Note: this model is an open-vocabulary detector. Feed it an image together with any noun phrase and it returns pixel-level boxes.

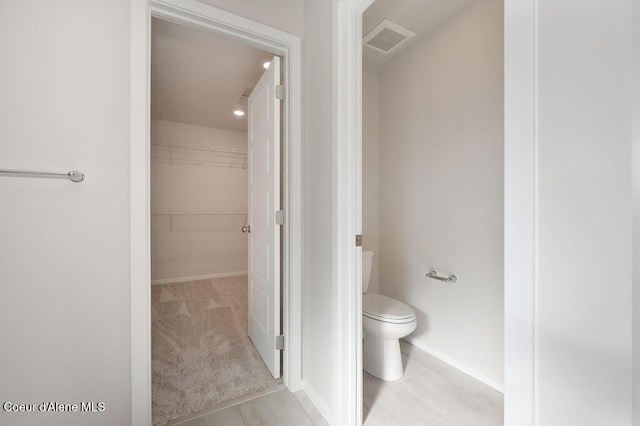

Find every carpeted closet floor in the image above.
[151,275,282,426]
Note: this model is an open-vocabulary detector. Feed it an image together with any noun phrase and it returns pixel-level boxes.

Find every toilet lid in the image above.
[363,293,416,323]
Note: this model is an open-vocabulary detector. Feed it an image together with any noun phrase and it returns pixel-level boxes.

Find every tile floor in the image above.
[364,340,504,425]
[176,339,503,426]
[176,388,328,426]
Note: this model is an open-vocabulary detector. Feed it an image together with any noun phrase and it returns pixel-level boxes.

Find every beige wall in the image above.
[375,0,504,384]
[301,0,335,416]
[150,120,248,282]
[0,1,132,425]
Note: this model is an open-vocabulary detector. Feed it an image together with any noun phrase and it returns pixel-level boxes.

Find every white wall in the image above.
[195,0,303,36]
[534,0,633,424]
[375,0,504,385]
[150,120,248,282]
[301,0,335,417]
[0,1,131,425]
[362,62,380,294]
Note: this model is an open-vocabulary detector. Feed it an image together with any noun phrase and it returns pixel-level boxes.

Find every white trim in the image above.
[634,0,640,420]
[151,271,248,285]
[130,0,151,424]
[131,1,303,424]
[403,337,505,394]
[353,3,367,425]
[302,380,332,425]
[334,1,377,425]
[336,0,538,424]
[333,1,361,425]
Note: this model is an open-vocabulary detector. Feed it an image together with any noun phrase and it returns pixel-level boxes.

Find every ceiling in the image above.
[151,18,272,132]
[363,0,474,65]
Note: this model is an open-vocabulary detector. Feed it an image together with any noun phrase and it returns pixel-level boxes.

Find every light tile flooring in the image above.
[176,388,328,426]
[364,340,503,425]
[177,339,503,426]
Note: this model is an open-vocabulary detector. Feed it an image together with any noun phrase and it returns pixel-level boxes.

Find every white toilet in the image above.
[362,251,417,381]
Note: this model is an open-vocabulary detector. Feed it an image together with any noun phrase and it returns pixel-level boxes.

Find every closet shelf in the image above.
[151,143,248,169]
[151,212,247,216]
[151,213,247,233]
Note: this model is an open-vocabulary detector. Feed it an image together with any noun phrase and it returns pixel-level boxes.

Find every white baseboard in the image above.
[301,380,332,424]
[403,337,504,393]
[151,271,247,285]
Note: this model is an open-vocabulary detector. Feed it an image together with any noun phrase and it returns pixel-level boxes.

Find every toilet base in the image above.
[363,336,403,381]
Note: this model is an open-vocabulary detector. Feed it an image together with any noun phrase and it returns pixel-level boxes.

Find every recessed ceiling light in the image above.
[262,60,271,70]
[233,88,252,117]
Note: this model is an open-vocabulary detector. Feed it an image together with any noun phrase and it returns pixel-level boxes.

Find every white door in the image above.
[247,56,281,378]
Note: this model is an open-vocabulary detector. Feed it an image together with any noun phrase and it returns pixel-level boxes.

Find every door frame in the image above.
[334,0,536,424]
[130,1,303,424]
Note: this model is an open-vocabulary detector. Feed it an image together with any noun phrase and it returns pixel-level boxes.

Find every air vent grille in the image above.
[364,19,416,55]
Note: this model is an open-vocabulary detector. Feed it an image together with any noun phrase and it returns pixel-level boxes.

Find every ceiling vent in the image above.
[363,19,416,54]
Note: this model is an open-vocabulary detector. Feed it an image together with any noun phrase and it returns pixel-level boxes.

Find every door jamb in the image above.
[130,1,303,424]
[334,0,537,424]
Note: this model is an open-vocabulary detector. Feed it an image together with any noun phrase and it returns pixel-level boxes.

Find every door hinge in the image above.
[275,210,285,225]
[275,335,285,351]
[275,85,285,100]
[355,234,362,247]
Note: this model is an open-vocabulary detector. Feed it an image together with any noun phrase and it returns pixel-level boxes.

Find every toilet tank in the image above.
[362,251,374,293]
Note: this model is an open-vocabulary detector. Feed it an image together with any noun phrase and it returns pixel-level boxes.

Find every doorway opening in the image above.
[131,2,303,424]
[149,17,284,425]
[358,0,504,424]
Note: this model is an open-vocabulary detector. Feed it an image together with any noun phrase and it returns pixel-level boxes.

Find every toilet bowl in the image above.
[362,251,417,381]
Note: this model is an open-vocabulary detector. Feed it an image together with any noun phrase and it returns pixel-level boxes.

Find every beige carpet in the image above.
[151,275,282,426]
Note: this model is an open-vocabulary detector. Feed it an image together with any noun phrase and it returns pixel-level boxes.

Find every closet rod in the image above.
[0,169,85,183]
[152,143,247,155]
[151,213,246,217]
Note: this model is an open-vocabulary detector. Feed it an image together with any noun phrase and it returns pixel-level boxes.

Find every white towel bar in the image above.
[0,169,85,183]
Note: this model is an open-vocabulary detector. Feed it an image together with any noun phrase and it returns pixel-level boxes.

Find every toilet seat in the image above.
[363,293,416,324]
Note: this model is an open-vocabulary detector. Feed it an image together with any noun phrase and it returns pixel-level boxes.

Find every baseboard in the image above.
[403,337,504,393]
[151,271,248,285]
[301,380,332,424]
